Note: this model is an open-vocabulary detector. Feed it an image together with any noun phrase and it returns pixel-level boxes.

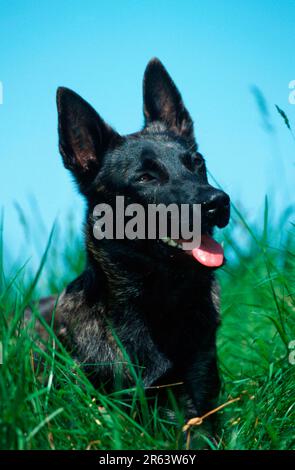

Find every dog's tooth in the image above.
[161,237,181,249]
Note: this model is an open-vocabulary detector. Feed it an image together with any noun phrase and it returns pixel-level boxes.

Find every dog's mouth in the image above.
[160,234,224,267]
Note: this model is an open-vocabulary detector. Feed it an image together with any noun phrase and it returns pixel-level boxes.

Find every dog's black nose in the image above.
[202,190,230,228]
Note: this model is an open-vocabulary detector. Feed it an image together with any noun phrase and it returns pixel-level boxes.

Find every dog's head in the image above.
[57,58,230,269]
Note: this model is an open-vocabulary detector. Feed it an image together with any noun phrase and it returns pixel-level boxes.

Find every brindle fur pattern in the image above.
[53,58,230,419]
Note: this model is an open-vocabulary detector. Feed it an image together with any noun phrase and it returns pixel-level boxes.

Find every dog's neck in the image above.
[85,241,215,314]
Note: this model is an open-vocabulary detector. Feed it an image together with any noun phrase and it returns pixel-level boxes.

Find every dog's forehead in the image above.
[122,137,186,159]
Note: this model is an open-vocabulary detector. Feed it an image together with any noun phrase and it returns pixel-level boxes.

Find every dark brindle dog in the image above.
[47,58,230,420]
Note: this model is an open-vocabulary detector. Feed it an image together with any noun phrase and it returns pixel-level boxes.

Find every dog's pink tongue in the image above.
[192,234,224,267]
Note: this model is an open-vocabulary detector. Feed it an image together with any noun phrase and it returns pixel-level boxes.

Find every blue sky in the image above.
[0,0,294,264]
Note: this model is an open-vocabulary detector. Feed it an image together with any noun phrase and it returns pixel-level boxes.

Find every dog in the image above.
[49,58,230,421]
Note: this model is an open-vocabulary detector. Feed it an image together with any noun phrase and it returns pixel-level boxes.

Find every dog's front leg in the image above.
[184,344,220,419]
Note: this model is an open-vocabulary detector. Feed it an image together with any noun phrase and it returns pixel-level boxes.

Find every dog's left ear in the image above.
[143,58,195,143]
[57,87,122,190]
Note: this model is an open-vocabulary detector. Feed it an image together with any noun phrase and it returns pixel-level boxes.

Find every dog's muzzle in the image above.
[201,188,230,229]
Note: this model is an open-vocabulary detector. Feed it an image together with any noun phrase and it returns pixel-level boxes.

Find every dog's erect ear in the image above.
[57,87,121,187]
[143,58,195,142]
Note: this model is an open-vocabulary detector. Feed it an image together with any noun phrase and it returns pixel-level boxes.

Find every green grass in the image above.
[1,103,295,450]
[0,196,294,451]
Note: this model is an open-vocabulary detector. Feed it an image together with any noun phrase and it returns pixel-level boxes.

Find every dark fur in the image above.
[54,58,230,419]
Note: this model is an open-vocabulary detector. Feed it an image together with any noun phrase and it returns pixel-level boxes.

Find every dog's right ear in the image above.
[143,58,195,144]
[57,87,121,189]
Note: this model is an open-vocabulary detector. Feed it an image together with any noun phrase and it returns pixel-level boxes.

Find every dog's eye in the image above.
[137,173,157,183]
[195,159,204,168]
[181,152,205,172]
[194,154,205,170]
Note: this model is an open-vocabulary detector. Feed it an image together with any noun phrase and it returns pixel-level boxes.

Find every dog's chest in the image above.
[59,269,219,388]
[111,271,217,368]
